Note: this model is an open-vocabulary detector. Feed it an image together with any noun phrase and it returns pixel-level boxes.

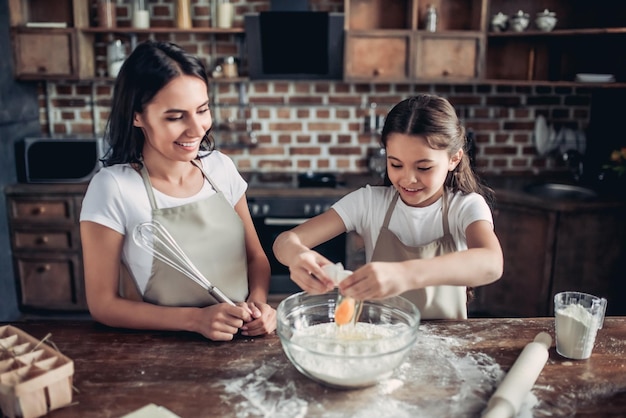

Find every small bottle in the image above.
[97,0,116,28]
[176,0,192,29]
[425,5,437,32]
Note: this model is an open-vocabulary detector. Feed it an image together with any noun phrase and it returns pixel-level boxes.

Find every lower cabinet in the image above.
[473,200,626,317]
[6,184,88,312]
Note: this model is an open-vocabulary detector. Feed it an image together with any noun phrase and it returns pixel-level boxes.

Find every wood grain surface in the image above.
[2,318,625,417]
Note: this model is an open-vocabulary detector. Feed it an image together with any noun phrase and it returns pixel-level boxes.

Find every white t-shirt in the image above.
[332,185,494,262]
[79,151,247,294]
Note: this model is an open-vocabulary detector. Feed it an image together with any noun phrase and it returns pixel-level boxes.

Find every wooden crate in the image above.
[0,326,74,418]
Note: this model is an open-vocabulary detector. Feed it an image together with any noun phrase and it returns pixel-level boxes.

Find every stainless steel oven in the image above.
[248,196,347,294]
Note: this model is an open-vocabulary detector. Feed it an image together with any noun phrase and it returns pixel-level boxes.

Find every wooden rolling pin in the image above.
[482,332,552,418]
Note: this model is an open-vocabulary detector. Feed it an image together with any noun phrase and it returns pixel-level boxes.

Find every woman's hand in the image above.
[241,301,277,336]
[195,303,253,341]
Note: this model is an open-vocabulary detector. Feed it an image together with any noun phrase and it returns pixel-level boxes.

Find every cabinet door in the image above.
[415,35,481,79]
[344,33,411,82]
[551,208,626,316]
[14,253,86,311]
[12,31,74,77]
[473,204,556,317]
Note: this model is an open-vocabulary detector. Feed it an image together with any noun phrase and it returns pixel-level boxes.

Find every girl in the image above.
[80,40,276,340]
[273,94,503,319]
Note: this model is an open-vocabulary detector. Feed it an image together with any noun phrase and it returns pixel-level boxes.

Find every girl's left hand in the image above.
[240,301,277,336]
[338,262,411,300]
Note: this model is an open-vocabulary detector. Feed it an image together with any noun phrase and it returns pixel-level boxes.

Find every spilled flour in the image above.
[215,325,541,418]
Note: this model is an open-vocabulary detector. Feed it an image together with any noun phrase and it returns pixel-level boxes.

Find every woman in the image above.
[80,40,275,340]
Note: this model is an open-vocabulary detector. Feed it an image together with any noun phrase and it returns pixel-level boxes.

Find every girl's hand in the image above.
[241,301,277,336]
[338,262,412,300]
[196,303,252,341]
[287,250,335,294]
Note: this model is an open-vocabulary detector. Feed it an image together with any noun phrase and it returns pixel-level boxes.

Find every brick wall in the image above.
[35,0,593,176]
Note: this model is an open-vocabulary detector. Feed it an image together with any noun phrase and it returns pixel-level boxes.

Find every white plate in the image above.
[575,73,615,83]
[534,115,550,156]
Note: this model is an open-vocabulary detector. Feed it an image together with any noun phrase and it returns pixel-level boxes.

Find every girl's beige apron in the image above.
[120,160,248,307]
[371,190,467,319]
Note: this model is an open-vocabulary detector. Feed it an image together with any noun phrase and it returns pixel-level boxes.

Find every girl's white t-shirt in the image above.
[332,185,494,262]
[79,151,247,294]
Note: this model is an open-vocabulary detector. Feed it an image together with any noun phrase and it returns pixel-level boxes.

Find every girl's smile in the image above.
[386,133,461,208]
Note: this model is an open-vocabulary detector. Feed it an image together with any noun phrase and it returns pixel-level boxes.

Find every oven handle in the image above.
[264,218,310,226]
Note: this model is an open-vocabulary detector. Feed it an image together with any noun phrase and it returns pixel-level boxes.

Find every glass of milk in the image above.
[554,291,607,360]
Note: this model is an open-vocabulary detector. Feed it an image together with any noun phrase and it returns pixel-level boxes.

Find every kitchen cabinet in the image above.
[486,1,626,85]
[5,184,87,311]
[343,0,486,83]
[473,196,626,318]
[9,0,94,80]
[343,0,626,86]
[8,0,244,81]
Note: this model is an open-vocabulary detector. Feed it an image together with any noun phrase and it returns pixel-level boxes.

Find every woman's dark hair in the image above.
[102,40,214,167]
[380,94,494,207]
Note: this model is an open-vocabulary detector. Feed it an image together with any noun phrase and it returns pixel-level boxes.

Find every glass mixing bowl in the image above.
[276,291,420,389]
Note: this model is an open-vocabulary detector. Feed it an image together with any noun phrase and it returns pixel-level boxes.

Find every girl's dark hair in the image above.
[102,40,214,167]
[380,94,494,207]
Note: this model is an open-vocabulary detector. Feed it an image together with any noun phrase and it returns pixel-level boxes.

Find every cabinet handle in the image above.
[37,264,51,273]
[37,66,47,73]
[373,68,384,77]
[442,69,450,77]
[36,236,49,245]
[32,206,46,215]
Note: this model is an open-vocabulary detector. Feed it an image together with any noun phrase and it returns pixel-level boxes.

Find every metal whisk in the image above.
[132,220,235,306]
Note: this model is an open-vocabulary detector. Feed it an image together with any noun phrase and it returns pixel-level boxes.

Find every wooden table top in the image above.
[2,317,625,418]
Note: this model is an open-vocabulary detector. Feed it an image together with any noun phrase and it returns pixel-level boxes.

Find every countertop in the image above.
[5,172,625,210]
[2,318,625,417]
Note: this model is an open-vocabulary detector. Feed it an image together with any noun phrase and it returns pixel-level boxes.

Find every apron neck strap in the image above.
[139,159,222,210]
[382,188,452,234]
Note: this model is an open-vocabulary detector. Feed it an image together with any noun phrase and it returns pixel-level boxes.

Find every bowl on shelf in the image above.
[490,12,508,32]
[276,291,420,389]
[535,9,557,32]
[510,10,530,32]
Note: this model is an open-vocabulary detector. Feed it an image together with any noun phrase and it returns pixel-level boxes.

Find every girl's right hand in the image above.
[287,250,335,294]
[195,303,252,341]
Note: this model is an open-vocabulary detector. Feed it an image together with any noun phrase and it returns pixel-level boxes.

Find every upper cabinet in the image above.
[9,0,94,80]
[344,0,487,83]
[344,0,626,86]
[486,0,626,86]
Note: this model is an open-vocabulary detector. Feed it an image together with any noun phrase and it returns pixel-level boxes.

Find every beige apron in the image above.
[371,190,467,319]
[121,160,249,307]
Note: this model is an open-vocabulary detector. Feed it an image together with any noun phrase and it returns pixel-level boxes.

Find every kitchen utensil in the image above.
[490,12,508,32]
[132,220,235,306]
[510,10,529,32]
[554,291,606,360]
[535,9,557,32]
[276,291,420,389]
[482,332,552,418]
[575,73,615,83]
[534,115,550,156]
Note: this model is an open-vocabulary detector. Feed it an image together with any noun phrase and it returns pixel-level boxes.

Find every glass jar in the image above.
[222,56,238,78]
[132,0,150,29]
[217,0,234,29]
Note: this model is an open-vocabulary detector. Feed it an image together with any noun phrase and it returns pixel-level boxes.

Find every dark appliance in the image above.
[244,11,344,80]
[15,137,106,183]
[248,195,346,294]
